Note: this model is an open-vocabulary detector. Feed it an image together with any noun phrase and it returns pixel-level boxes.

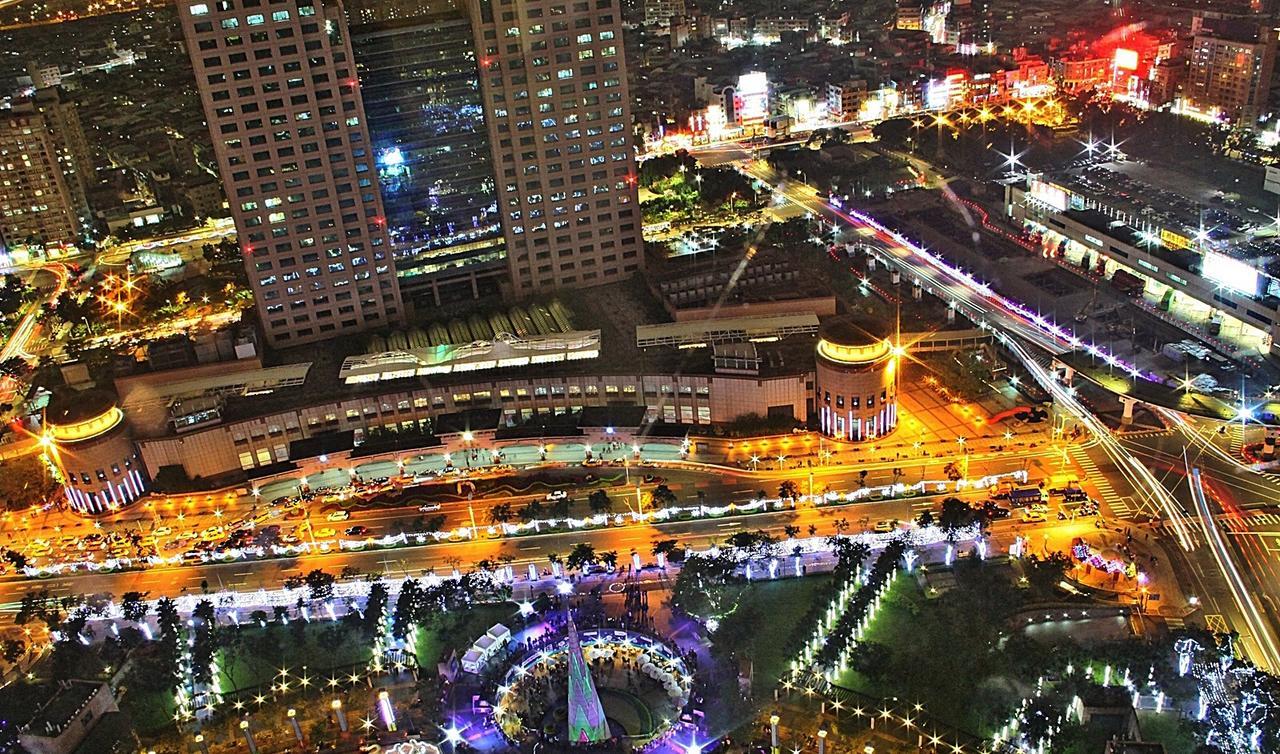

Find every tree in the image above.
[121,592,148,623]
[778,480,800,502]
[1023,551,1072,597]
[938,497,974,542]
[488,502,513,525]
[566,543,597,572]
[916,509,936,528]
[392,579,424,638]
[670,550,742,619]
[587,489,612,514]
[364,580,389,639]
[1,548,28,571]
[517,500,544,522]
[0,455,61,511]
[599,550,618,571]
[651,484,677,508]
[783,525,800,539]
[303,569,336,602]
[847,640,892,684]
[651,539,685,562]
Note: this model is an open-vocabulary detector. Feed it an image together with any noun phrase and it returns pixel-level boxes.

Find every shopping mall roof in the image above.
[337,331,602,385]
[634,313,820,347]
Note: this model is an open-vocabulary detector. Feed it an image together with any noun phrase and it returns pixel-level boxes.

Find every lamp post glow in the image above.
[770,713,780,751]
[194,733,209,754]
[378,689,397,731]
[287,708,303,744]
[817,728,828,754]
[332,699,348,732]
[240,719,258,754]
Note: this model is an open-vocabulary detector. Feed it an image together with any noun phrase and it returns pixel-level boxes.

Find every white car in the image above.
[545,490,568,502]
[326,510,351,522]
[418,504,441,513]
[153,526,173,536]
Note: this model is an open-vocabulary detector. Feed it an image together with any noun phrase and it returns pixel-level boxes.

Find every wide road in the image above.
[0,484,1097,608]
[0,448,1078,603]
[1123,418,1280,669]
[713,150,1280,669]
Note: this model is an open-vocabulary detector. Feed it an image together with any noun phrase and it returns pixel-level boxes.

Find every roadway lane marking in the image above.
[518,545,542,551]
[1068,446,1128,516]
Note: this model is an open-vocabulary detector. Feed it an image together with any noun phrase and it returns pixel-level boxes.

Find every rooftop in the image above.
[45,388,117,426]
[22,681,104,737]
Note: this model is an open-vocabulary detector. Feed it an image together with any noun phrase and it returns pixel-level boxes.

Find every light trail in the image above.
[1187,461,1280,671]
[736,162,1195,549]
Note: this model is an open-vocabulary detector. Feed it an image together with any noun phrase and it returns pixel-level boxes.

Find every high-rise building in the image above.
[0,89,92,254]
[1185,16,1277,123]
[465,0,643,295]
[177,0,404,348]
[29,89,93,229]
[346,0,507,311]
[642,0,684,28]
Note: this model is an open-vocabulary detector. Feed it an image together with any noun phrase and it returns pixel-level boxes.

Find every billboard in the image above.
[1028,179,1069,212]
[737,71,769,120]
[1160,228,1191,251]
[1114,48,1139,71]
[1203,252,1260,296]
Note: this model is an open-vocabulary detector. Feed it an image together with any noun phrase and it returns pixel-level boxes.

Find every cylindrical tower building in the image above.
[814,317,899,441]
[42,387,146,513]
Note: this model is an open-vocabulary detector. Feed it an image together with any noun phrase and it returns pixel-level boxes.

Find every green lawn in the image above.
[712,575,833,688]
[1135,711,1200,754]
[834,564,1037,735]
[414,601,521,671]
[216,621,373,692]
[119,688,176,734]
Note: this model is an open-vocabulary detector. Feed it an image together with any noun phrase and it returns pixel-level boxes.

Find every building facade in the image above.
[177,0,405,347]
[0,92,90,253]
[814,318,899,441]
[132,368,810,479]
[465,0,644,294]
[348,0,509,312]
[1185,17,1276,123]
[642,0,684,28]
[43,388,147,514]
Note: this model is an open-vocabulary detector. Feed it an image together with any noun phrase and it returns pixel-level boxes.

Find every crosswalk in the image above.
[1067,446,1132,517]
[1224,512,1280,530]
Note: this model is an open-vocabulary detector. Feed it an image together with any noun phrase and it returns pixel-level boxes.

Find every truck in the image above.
[1110,268,1145,297]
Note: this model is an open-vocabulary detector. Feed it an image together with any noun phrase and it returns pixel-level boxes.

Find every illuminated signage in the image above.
[1114,48,1139,71]
[1028,179,1069,212]
[737,71,769,120]
[1203,252,1260,296]
[1160,229,1191,251]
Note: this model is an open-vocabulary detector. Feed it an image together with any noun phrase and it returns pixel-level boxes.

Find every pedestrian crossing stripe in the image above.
[1166,616,1184,629]
[1067,446,1129,516]
[1241,512,1280,527]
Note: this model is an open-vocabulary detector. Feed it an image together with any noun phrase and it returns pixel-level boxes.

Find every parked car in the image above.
[326,510,351,522]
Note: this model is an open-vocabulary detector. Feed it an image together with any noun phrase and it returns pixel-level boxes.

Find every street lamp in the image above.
[331,699,348,732]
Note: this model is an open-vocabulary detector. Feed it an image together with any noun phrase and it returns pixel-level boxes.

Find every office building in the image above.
[347,0,507,311]
[1184,16,1277,123]
[642,0,684,28]
[465,0,643,294]
[0,90,91,254]
[176,0,404,348]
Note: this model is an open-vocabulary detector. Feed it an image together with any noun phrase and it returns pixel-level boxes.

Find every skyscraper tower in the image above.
[565,611,610,743]
[345,0,508,312]
[464,0,644,294]
[177,0,405,348]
